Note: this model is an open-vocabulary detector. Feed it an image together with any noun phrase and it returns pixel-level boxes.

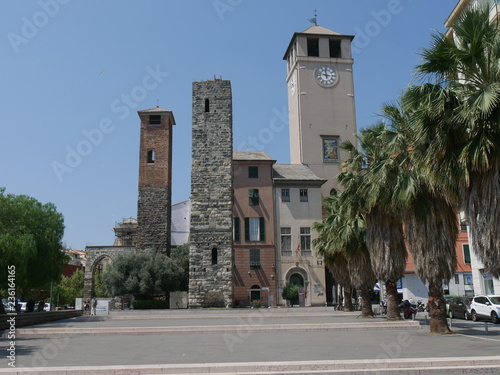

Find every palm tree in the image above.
[313,194,375,317]
[340,128,408,320]
[379,102,459,334]
[314,222,354,312]
[408,3,500,277]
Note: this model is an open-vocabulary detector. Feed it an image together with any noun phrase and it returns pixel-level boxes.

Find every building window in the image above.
[249,189,259,206]
[233,217,240,242]
[463,244,471,264]
[322,136,339,162]
[464,274,473,286]
[250,249,261,269]
[248,166,259,178]
[307,37,319,57]
[281,227,292,256]
[300,189,308,202]
[211,247,218,265]
[281,188,290,202]
[250,284,261,300]
[330,188,338,196]
[329,39,341,58]
[245,217,265,242]
[204,98,210,113]
[300,227,311,256]
[149,114,161,125]
[454,274,460,284]
[147,150,155,163]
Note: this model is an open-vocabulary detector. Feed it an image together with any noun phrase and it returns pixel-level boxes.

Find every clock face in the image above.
[315,66,337,87]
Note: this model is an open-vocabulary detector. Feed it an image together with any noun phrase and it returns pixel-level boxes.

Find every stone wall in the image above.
[189,80,234,308]
[137,186,170,252]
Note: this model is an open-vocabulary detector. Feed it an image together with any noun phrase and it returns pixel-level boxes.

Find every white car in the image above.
[470,295,500,323]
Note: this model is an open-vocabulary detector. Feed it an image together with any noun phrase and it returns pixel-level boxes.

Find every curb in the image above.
[13,321,421,338]
[2,356,500,374]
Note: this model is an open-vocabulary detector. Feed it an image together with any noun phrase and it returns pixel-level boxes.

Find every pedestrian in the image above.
[38,298,45,312]
[91,297,97,316]
[27,299,35,313]
[84,298,90,314]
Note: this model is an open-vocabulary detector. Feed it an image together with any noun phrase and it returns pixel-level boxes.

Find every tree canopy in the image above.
[0,188,67,293]
[102,244,189,299]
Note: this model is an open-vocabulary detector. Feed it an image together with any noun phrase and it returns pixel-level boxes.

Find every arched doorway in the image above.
[84,246,135,300]
[250,285,261,302]
[290,273,305,287]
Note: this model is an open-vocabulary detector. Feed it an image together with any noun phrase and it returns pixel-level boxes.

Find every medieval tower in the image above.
[188,80,234,308]
[136,107,176,253]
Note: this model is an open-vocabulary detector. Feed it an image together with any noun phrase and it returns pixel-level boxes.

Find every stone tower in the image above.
[136,107,176,253]
[283,25,357,198]
[189,80,234,308]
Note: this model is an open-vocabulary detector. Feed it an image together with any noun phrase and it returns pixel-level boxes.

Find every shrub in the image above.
[282,283,301,302]
[202,291,225,308]
[250,300,263,308]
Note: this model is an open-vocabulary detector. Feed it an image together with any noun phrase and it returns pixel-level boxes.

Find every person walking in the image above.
[91,297,97,316]
[38,298,45,312]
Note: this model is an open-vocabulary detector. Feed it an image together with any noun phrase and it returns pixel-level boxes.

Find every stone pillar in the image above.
[189,80,234,308]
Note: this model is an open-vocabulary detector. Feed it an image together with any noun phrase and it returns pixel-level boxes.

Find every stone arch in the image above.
[284,266,311,306]
[84,246,136,299]
[284,266,309,287]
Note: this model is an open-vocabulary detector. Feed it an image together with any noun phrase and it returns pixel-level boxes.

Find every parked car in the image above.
[448,297,471,320]
[470,295,500,323]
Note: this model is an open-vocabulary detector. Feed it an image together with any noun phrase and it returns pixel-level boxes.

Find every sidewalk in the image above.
[1,308,499,374]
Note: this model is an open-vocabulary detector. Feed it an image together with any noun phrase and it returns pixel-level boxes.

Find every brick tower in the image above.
[189,80,234,308]
[136,107,175,253]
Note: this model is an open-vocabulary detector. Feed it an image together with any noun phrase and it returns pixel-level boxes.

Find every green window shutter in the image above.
[244,218,250,242]
[463,244,471,264]
[259,217,265,242]
[234,217,240,242]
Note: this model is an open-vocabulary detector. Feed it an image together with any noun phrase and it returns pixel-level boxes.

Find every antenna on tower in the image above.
[308,10,318,26]
[156,99,159,108]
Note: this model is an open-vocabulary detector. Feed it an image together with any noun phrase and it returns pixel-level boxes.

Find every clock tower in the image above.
[284,25,357,198]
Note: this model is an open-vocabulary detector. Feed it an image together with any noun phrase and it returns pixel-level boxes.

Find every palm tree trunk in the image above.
[344,288,354,312]
[464,169,500,277]
[360,286,374,318]
[386,280,402,320]
[428,280,453,334]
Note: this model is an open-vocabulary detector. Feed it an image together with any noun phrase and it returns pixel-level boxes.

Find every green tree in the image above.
[56,269,84,307]
[314,222,354,312]
[408,3,500,277]
[377,102,459,333]
[339,129,408,320]
[0,188,67,313]
[102,246,188,300]
[93,270,110,298]
[313,194,375,318]
[281,283,301,304]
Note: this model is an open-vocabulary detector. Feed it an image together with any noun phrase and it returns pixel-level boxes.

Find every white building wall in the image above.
[470,244,500,295]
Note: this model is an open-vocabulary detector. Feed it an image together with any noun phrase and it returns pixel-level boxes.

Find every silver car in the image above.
[470,295,500,323]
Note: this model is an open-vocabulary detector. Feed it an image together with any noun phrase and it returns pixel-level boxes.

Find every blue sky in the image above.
[0,0,457,250]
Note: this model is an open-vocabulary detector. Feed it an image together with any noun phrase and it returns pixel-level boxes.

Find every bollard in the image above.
[485,322,489,334]
[424,314,428,325]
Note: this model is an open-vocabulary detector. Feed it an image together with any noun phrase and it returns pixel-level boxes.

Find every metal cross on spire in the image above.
[308,10,318,26]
